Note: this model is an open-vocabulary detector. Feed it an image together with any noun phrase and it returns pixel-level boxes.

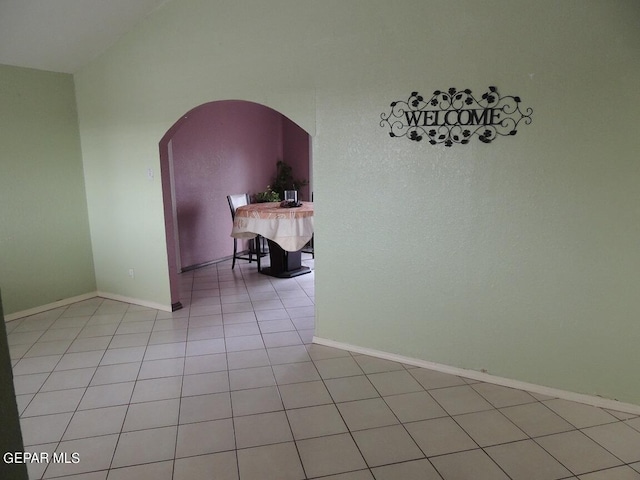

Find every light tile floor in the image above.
[7,255,640,479]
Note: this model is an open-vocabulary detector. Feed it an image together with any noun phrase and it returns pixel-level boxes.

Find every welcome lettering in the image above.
[381,87,532,146]
[404,108,500,127]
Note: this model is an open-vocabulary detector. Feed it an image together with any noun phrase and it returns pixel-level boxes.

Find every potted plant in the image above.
[253,185,280,203]
[271,160,308,200]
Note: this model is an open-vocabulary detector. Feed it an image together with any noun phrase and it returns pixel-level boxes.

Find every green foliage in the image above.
[253,185,280,203]
[254,160,308,203]
[271,160,308,200]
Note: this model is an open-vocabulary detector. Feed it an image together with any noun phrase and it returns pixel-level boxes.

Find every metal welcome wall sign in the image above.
[380,87,533,146]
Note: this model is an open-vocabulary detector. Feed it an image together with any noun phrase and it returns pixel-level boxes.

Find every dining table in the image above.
[230,201,314,278]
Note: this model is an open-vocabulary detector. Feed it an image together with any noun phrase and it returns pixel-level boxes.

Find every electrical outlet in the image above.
[128,269,135,278]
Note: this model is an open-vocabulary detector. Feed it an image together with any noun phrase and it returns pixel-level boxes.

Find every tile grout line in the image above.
[12,258,640,479]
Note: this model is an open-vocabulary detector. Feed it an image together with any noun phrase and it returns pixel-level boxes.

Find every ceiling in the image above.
[0,0,169,74]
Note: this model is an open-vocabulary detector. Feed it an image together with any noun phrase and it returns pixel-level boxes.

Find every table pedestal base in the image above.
[260,239,311,278]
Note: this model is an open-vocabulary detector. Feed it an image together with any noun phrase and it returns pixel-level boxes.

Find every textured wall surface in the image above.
[73,0,640,404]
[0,65,95,315]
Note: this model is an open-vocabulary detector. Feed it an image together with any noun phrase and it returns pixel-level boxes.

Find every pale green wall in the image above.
[74,0,640,404]
[0,65,95,315]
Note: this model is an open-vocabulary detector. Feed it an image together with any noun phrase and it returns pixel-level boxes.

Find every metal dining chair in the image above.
[301,192,314,258]
[301,233,314,258]
[227,193,257,269]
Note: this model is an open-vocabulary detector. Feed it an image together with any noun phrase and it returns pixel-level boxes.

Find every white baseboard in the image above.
[312,336,640,415]
[3,292,99,322]
[96,292,172,313]
[4,291,172,322]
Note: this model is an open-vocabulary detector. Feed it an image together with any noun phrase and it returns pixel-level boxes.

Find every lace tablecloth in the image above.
[231,202,314,252]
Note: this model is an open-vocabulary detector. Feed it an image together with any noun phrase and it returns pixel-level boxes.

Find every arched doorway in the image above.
[159,100,312,309]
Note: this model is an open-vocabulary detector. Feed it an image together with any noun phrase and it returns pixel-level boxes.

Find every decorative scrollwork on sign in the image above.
[380,87,533,146]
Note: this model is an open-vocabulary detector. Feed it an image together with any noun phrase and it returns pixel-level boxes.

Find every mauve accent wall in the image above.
[283,118,311,202]
[169,100,310,270]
